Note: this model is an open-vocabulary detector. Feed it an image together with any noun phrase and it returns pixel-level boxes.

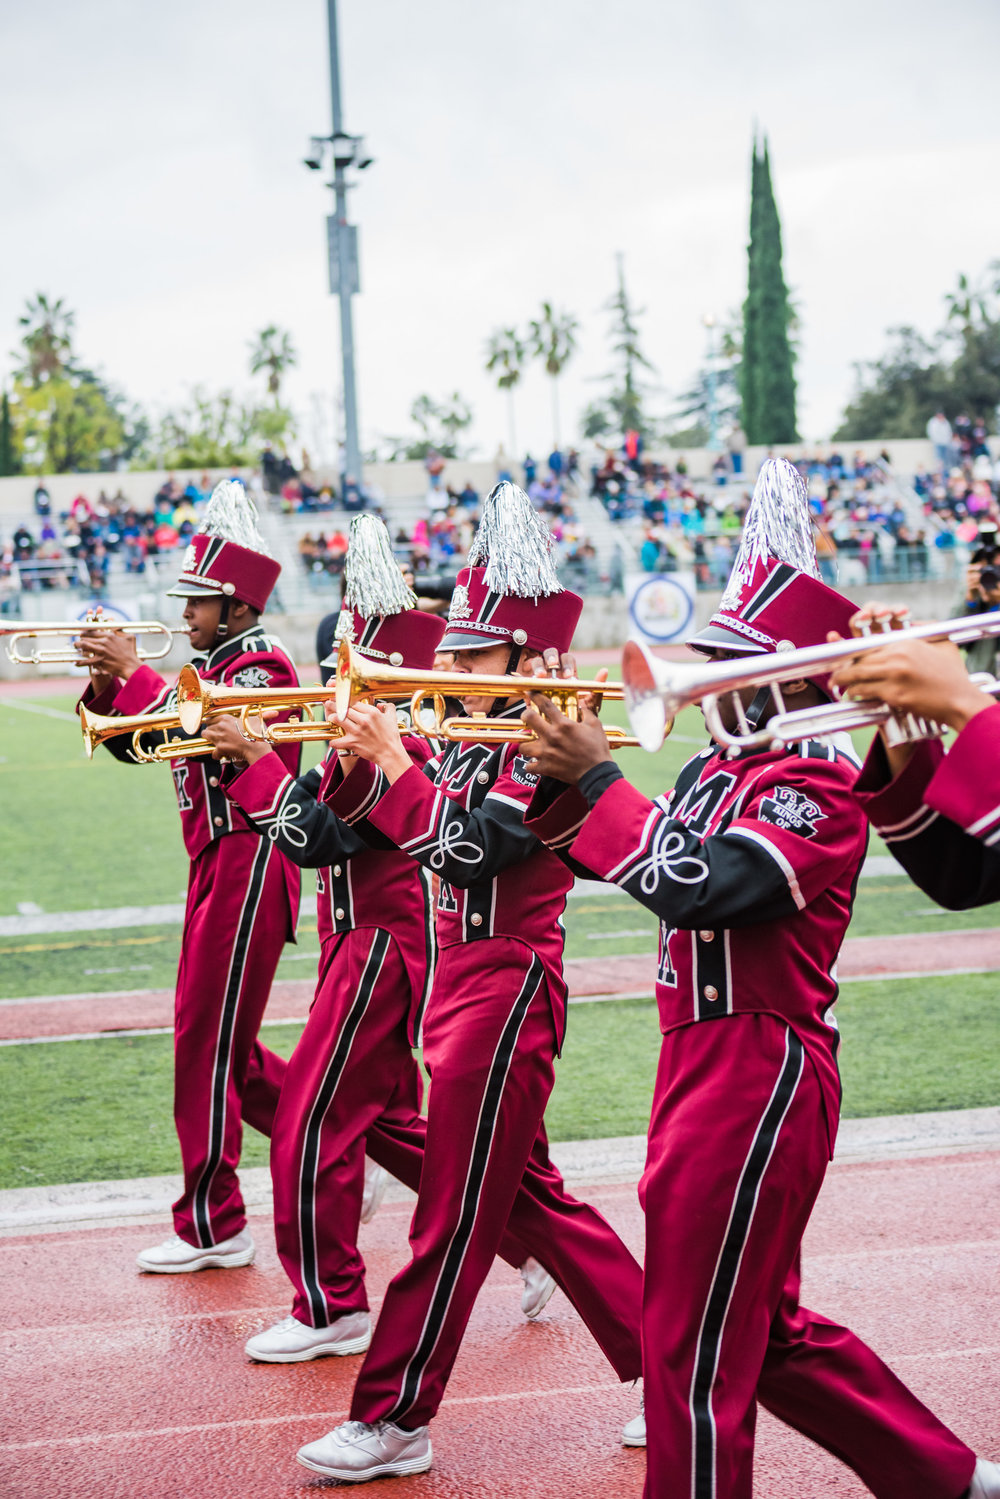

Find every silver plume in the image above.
[197,480,273,557]
[720,458,819,610]
[467,482,563,598]
[342,513,416,618]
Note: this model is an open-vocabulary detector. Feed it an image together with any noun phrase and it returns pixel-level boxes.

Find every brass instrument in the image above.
[622,610,1000,753]
[175,664,339,740]
[3,613,187,665]
[334,639,646,747]
[79,703,222,763]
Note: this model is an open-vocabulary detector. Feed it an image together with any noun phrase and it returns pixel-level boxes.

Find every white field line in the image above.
[0,858,907,938]
[0,699,79,723]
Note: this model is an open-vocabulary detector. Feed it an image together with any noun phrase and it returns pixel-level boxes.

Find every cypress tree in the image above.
[0,389,18,476]
[740,136,798,444]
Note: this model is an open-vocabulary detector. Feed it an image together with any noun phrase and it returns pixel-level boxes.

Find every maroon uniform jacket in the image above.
[853,701,1000,909]
[220,738,437,1042]
[327,705,575,1043]
[80,627,302,922]
[526,737,869,1153]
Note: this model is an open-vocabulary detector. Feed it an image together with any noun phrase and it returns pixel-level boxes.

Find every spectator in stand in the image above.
[624,428,642,467]
[457,481,478,510]
[548,447,563,479]
[523,453,537,487]
[926,410,953,473]
[565,448,580,489]
[727,425,746,475]
[33,482,51,518]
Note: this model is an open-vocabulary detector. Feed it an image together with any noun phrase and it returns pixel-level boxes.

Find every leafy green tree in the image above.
[528,302,578,448]
[405,392,473,460]
[485,325,526,457]
[12,375,127,474]
[150,388,265,469]
[0,388,19,476]
[585,255,655,442]
[740,137,798,444]
[13,294,75,386]
[249,326,298,406]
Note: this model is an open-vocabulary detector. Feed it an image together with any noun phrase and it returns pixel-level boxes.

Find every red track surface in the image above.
[1,1153,998,1498]
[4,928,998,1042]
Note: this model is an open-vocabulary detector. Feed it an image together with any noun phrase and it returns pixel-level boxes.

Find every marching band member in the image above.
[830,609,1000,907]
[201,515,446,1360]
[519,461,994,1499]
[76,481,301,1273]
[294,484,643,1483]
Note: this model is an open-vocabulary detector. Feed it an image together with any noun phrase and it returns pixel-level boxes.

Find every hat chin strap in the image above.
[743,684,774,734]
[213,596,231,646]
[487,640,527,718]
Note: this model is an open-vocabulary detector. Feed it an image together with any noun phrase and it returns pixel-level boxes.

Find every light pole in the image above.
[304,0,372,491]
[702,313,721,452]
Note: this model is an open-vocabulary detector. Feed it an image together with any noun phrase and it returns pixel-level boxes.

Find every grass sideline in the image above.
[3,973,998,1191]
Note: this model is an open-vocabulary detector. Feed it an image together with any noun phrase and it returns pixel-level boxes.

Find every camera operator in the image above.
[958,530,1000,676]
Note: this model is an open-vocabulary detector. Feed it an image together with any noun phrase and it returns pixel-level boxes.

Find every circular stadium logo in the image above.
[628,574,695,643]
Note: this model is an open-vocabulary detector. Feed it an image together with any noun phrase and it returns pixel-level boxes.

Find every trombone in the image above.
[621,610,1000,753]
[3,613,187,666]
[334,639,645,746]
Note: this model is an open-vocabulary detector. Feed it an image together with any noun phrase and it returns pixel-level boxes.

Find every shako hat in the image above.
[167,480,280,612]
[438,482,582,656]
[687,458,856,695]
[321,513,445,671]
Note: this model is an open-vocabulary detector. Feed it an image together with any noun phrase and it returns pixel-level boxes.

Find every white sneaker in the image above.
[245,1311,371,1363]
[136,1228,255,1274]
[519,1256,556,1319]
[622,1388,645,1447]
[361,1159,388,1225]
[970,1458,1000,1499]
[297,1419,432,1482]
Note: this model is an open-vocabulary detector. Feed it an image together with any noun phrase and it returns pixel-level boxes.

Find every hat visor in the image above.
[436,628,510,653]
[166,580,223,599]
[686,623,771,656]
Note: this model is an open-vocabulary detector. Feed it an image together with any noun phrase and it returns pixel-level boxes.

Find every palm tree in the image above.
[484,325,526,458]
[249,326,298,405]
[15,294,75,385]
[528,302,579,451]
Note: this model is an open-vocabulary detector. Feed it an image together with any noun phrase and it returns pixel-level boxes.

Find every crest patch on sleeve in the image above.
[758,785,825,839]
[510,755,539,788]
[232,665,272,689]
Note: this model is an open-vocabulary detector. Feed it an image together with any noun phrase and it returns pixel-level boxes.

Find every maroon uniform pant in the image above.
[173,832,292,1247]
[641,1013,975,1499]
[349,937,643,1430]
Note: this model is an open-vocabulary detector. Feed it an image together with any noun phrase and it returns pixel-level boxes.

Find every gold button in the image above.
[699,929,714,942]
[703,985,719,1002]
[470,912,483,926]
[213,816,224,827]
[208,776,219,788]
[333,864,342,878]
[335,907,345,920]
[477,770,489,784]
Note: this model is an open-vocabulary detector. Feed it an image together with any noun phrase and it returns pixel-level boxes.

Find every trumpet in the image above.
[79,703,222,762]
[334,639,646,746]
[175,665,339,740]
[622,610,1000,753]
[3,614,187,666]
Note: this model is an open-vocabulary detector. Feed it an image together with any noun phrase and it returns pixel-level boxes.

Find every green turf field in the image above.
[3,973,997,1190]
[1,686,997,1192]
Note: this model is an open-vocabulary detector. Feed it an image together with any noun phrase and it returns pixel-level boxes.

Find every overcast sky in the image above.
[4,0,1000,466]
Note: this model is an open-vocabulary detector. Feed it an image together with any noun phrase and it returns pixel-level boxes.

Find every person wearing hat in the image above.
[293,484,643,1483]
[830,602,1000,914]
[517,460,993,1499]
[77,481,302,1273]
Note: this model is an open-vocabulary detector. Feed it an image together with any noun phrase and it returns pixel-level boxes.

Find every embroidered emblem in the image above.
[449,583,472,620]
[232,665,272,689]
[758,785,826,839]
[509,755,539,788]
[334,608,356,642]
[181,542,198,573]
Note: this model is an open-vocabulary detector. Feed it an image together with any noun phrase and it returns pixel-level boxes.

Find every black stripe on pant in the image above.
[691,1027,805,1499]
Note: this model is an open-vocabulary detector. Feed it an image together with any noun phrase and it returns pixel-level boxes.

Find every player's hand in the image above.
[328,701,411,783]
[526,647,607,713]
[201,712,271,766]
[75,627,142,691]
[829,637,990,732]
[519,694,613,784]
